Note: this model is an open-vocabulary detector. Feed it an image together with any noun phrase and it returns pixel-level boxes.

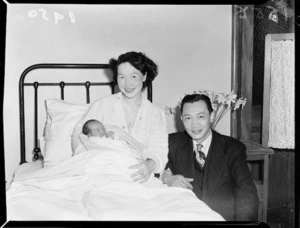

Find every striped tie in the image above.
[195,144,206,169]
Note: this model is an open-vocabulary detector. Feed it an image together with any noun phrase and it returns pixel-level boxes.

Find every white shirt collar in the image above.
[193,129,212,157]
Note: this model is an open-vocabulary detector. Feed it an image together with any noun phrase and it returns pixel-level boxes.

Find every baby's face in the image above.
[88,121,107,137]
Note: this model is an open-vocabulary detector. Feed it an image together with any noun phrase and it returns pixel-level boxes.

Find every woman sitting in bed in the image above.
[72,51,168,183]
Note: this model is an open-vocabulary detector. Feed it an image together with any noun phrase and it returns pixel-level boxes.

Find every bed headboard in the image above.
[19,63,153,165]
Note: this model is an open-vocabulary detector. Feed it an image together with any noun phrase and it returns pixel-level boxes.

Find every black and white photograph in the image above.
[0,1,296,227]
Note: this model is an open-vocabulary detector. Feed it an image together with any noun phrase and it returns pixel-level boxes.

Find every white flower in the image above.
[226,92,237,105]
[216,93,227,104]
[234,97,247,110]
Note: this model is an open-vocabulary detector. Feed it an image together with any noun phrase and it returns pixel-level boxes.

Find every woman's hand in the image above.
[129,158,156,183]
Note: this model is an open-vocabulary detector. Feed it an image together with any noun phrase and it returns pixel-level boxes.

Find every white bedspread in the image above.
[7,148,224,221]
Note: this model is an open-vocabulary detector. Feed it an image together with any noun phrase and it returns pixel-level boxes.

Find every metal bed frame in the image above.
[19,63,153,165]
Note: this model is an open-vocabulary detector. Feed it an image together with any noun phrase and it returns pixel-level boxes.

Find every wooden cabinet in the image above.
[242,140,274,223]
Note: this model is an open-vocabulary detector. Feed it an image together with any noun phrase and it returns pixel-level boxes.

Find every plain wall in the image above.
[4,4,232,185]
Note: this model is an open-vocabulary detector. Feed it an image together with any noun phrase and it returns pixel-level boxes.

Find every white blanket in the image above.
[7,148,224,221]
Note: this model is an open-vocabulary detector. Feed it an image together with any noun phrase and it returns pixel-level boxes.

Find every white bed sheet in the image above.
[13,160,44,181]
[6,148,225,221]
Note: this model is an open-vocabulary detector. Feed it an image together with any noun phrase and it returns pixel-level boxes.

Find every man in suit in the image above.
[162,93,258,221]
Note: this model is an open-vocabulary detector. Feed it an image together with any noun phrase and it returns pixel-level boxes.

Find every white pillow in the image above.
[43,99,89,167]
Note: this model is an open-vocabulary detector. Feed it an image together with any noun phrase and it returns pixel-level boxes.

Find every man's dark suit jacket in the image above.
[166,130,259,221]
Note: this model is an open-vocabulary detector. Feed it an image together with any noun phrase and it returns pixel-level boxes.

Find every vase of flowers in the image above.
[165,89,247,129]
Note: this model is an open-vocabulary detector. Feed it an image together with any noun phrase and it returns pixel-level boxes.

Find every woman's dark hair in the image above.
[180,94,213,114]
[109,51,158,88]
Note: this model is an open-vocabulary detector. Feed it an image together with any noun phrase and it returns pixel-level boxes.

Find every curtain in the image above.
[268,39,294,149]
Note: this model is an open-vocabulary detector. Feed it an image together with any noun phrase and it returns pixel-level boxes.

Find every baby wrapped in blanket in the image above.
[80,119,142,159]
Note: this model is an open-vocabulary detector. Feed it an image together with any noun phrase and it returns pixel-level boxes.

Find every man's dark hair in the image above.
[180,94,213,114]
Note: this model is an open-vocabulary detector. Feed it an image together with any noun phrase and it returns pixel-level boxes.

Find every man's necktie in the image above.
[195,144,206,169]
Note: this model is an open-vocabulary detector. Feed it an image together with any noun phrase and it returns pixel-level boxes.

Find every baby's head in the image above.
[82,119,107,137]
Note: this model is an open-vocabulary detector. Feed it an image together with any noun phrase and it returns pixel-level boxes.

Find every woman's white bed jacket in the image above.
[72,92,168,173]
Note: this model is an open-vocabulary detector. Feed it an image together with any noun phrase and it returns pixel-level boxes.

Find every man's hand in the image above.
[162,172,194,190]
